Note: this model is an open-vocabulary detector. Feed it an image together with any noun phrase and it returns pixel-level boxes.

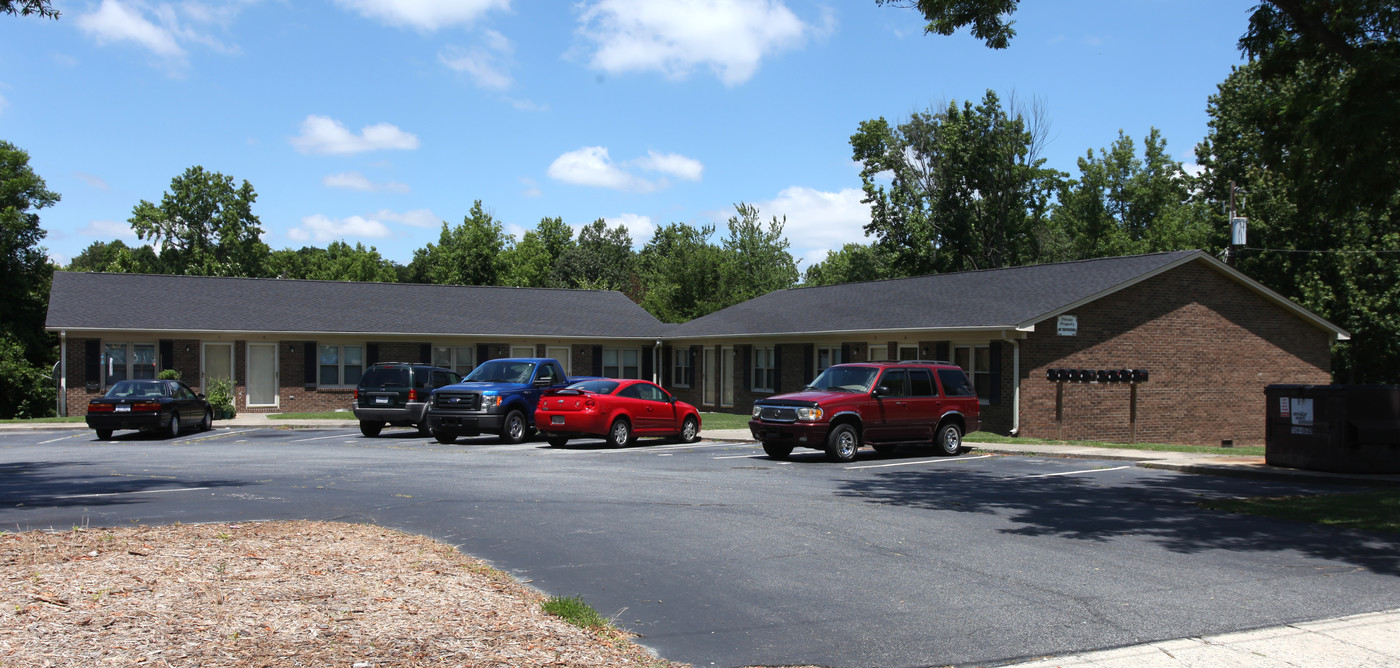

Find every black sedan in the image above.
[85,380,214,440]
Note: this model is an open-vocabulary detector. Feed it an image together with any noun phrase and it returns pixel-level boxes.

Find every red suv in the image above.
[749,361,980,462]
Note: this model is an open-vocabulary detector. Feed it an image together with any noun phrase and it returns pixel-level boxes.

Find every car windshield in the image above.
[106,380,167,398]
[567,379,620,395]
[359,367,409,387]
[805,366,879,393]
[465,360,536,384]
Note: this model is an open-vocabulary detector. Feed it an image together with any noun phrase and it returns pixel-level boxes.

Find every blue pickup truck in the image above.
[425,358,597,444]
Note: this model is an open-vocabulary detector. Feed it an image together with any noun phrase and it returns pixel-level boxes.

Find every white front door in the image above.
[203,343,233,389]
[247,343,278,407]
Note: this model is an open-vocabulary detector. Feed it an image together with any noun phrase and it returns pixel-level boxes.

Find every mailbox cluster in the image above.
[1046,368,1149,383]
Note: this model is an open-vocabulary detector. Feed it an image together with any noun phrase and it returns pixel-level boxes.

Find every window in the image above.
[602,348,640,379]
[432,345,474,376]
[539,361,565,385]
[752,346,776,392]
[318,344,363,386]
[816,346,842,372]
[721,347,735,407]
[878,369,908,397]
[909,368,935,396]
[103,342,156,385]
[898,345,919,361]
[938,368,977,397]
[673,348,692,387]
[954,344,993,400]
[511,346,535,358]
[547,346,571,375]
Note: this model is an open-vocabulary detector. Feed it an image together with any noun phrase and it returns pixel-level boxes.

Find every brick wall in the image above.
[1015,262,1332,446]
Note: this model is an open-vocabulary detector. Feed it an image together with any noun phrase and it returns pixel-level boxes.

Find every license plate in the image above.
[375,396,389,404]
[550,416,564,425]
[115,405,131,412]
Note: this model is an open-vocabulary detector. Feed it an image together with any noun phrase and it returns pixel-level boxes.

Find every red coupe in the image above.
[536,379,701,448]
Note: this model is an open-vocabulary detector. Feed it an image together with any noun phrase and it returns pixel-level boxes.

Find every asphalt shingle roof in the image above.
[46,272,667,339]
[668,250,1207,337]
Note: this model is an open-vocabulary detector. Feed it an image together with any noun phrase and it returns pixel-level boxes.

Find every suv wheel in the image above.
[499,410,527,444]
[936,422,963,456]
[825,423,860,462]
[762,442,792,460]
[360,420,384,437]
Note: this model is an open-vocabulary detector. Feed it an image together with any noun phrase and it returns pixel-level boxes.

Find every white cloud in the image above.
[323,171,410,193]
[371,208,440,227]
[291,115,420,156]
[74,0,249,67]
[546,146,704,192]
[751,186,872,269]
[75,172,111,190]
[288,214,394,242]
[440,29,514,89]
[547,146,653,192]
[605,213,652,247]
[575,0,825,86]
[633,150,703,181]
[334,0,509,31]
[519,177,542,198]
[80,219,139,239]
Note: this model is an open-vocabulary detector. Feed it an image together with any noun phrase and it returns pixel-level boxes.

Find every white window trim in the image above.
[702,347,717,407]
[954,343,993,406]
[318,343,364,388]
[752,345,775,393]
[102,341,157,386]
[673,348,691,388]
[246,342,280,408]
[602,347,642,379]
[432,344,475,377]
[547,346,571,375]
[815,346,843,372]
[720,346,735,408]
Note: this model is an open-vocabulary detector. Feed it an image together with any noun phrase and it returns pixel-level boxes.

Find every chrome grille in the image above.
[758,406,798,422]
[434,392,479,410]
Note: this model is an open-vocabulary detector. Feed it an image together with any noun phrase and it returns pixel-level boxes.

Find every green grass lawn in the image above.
[963,430,1266,456]
[1199,489,1400,534]
[0,416,85,423]
[699,412,750,430]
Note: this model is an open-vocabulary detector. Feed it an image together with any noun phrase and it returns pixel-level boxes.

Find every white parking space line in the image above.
[714,453,766,460]
[845,454,994,470]
[55,487,210,499]
[593,441,751,454]
[185,429,259,442]
[1014,465,1131,479]
[38,434,83,444]
[292,433,359,442]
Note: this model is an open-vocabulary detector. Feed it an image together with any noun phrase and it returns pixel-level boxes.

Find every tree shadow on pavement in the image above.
[0,461,248,510]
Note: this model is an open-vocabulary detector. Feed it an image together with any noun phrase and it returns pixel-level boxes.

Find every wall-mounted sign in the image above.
[1290,398,1314,426]
[1057,315,1078,336]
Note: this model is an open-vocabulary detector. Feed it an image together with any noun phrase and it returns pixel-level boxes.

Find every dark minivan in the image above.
[353,362,461,436]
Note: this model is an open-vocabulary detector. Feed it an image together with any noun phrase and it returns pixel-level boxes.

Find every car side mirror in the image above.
[872,385,888,397]
[197,393,206,400]
[534,376,553,387]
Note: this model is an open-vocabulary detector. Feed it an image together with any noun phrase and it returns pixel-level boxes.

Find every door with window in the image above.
[720,347,735,407]
[702,347,717,407]
[202,343,233,391]
[247,343,278,407]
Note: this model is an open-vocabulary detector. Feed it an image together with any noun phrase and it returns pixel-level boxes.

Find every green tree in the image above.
[636,222,724,322]
[501,216,574,288]
[268,242,399,282]
[1049,128,1212,260]
[0,140,58,417]
[851,90,1059,276]
[129,166,269,277]
[1198,62,1400,383]
[407,201,508,286]
[67,239,160,273]
[802,242,892,286]
[552,219,635,293]
[1,1,58,19]
[874,0,1017,47]
[717,204,799,304]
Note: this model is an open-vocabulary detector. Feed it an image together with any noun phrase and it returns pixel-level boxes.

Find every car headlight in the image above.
[752,405,762,418]
[796,407,823,421]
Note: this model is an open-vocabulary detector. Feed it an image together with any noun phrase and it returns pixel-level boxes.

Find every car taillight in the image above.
[409,389,418,402]
[132,402,161,412]
[538,397,548,411]
[354,389,359,399]
[584,398,596,410]
[88,403,114,413]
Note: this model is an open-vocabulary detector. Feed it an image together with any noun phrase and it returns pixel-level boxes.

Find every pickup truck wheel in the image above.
[432,430,457,444]
[547,435,569,447]
[825,423,860,462]
[936,422,964,456]
[762,442,792,460]
[499,410,527,444]
[678,416,700,443]
[359,420,384,437]
[606,418,633,448]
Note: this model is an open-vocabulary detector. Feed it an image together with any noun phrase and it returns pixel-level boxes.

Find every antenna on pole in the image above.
[1227,180,1247,266]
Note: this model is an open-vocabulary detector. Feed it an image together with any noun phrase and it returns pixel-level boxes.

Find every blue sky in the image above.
[1,0,1253,272]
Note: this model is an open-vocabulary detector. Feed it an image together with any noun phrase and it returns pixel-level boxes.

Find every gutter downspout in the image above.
[59,330,67,417]
[1001,331,1020,436]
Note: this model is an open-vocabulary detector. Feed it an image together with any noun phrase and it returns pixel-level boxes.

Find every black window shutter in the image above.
[661,346,671,385]
[741,345,751,390]
[366,343,379,366]
[84,339,100,384]
[989,342,1002,404]
[840,343,850,364]
[642,347,654,381]
[419,343,431,364]
[304,341,317,385]
[803,343,814,382]
[935,342,950,362]
[688,346,697,386]
[592,345,603,376]
[476,344,490,365]
[773,344,783,394]
[159,340,174,371]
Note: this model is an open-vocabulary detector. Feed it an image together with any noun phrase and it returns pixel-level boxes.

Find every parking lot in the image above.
[3,426,1399,667]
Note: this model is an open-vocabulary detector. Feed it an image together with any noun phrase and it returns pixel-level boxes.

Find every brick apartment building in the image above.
[46,250,1347,446]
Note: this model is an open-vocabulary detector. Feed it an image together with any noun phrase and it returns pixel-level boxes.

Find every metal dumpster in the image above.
[1265,384,1400,473]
